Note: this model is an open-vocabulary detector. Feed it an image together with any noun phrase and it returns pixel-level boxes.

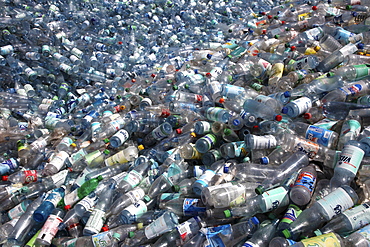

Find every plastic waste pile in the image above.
[2,0,370,246]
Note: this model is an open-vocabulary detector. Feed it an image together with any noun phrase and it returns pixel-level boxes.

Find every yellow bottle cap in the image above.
[138,145,144,151]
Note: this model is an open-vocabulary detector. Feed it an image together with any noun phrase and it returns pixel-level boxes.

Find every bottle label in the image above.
[5,183,23,195]
[85,209,106,235]
[176,220,193,242]
[38,214,63,244]
[92,231,113,247]
[344,203,370,230]
[305,125,334,147]
[196,121,211,134]
[85,150,102,165]
[340,83,364,97]
[8,202,27,220]
[24,170,38,184]
[145,213,173,239]
[201,134,217,150]
[77,194,97,212]
[124,200,148,221]
[206,107,227,122]
[353,64,370,79]
[252,135,277,149]
[4,158,19,170]
[229,191,247,207]
[281,204,302,224]
[31,138,48,150]
[47,191,64,207]
[293,138,320,159]
[123,170,143,188]
[183,198,206,216]
[293,171,316,194]
[113,129,130,144]
[340,119,361,140]
[51,170,68,187]
[300,232,341,247]
[355,224,370,241]
[317,187,355,219]
[335,145,364,175]
[71,149,88,164]
[125,188,144,203]
[262,186,289,212]
[105,150,128,166]
[160,193,181,203]
[63,189,78,207]
[190,145,202,159]
[293,97,312,115]
[110,118,124,131]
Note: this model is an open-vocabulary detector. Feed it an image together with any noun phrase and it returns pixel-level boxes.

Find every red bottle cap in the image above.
[219,98,225,104]
[2,176,8,181]
[275,115,283,121]
[312,6,318,10]
[176,129,182,134]
[303,113,312,119]
[64,205,71,211]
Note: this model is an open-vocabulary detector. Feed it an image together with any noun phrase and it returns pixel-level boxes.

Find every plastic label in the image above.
[92,232,113,247]
[38,214,63,244]
[70,149,88,164]
[152,124,171,140]
[293,138,320,158]
[262,186,289,211]
[23,170,38,184]
[201,134,217,150]
[243,242,258,247]
[145,213,173,239]
[252,135,277,149]
[355,224,370,241]
[177,221,192,241]
[124,200,147,221]
[51,170,68,187]
[126,188,145,203]
[229,191,247,207]
[301,232,341,247]
[183,198,206,216]
[46,191,63,207]
[110,118,124,131]
[292,97,312,116]
[344,203,370,230]
[113,129,130,144]
[8,202,27,220]
[294,171,316,194]
[49,151,69,170]
[335,145,364,175]
[123,170,143,188]
[77,194,97,212]
[281,204,302,225]
[63,190,78,206]
[305,125,334,147]
[206,107,227,122]
[105,150,129,166]
[84,209,106,234]
[340,83,364,96]
[317,187,355,219]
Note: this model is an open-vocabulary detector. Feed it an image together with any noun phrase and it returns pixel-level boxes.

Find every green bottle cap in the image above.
[103,138,110,143]
[113,233,121,241]
[255,185,264,195]
[224,128,232,135]
[129,232,135,238]
[282,229,291,239]
[172,185,180,192]
[224,210,232,218]
[103,149,110,155]
[346,5,353,10]
[314,229,323,236]
[97,175,104,181]
[173,85,178,90]
[274,34,280,39]
[143,195,151,202]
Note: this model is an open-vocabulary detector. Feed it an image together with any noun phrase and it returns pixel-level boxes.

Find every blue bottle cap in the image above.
[260,157,269,164]
[358,43,365,49]
[281,107,288,114]
[251,216,260,225]
[223,165,229,173]
[283,91,291,98]
[206,54,212,60]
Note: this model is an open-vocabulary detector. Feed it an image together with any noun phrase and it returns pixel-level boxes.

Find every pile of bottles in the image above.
[2,0,370,246]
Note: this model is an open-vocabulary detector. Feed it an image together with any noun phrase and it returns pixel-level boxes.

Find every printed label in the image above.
[229,192,247,207]
[84,209,106,234]
[200,134,217,150]
[3,158,19,170]
[145,213,174,239]
[183,198,206,216]
[293,138,320,158]
[71,149,88,164]
[292,97,312,116]
[252,135,277,149]
[355,224,370,241]
[77,194,97,212]
[85,150,103,165]
[206,107,227,122]
[262,186,289,212]
[344,203,370,230]
[340,120,361,139]
[24,170,38,184]
[110,118,125,131]
[63,190,78,206]
[113,129,130,144]
[293,171,316,194]
[177,221,192,241]
[49,151,69,170]
[51,170,68,187]
[305,125,334,147]
[281,204,302,224]
[301,232,341,247]
[317,187,355,219]
[195,121,211,134]
[152,124,171,140]
[124,200,147,222]
[243,242,258,247]
[92,231,113,247]
[126,188,145,203]
[123,170,143,187]
[31,138,48,150]
[38,214,63,244]
[46,191,63,207]
[340,83,364,97]
[335,145,364,175]
[8,202,27,219]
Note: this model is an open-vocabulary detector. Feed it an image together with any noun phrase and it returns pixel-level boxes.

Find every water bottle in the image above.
[316,42,358,72]
[289,164,317,206]
[33,186,66,223]
[243,219,279,247]
[35,208,65,246]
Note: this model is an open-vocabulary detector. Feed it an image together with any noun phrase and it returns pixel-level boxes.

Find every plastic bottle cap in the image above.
[314,229,323,236]
[138,145,145,151]
[70,143,77,148]
[131,78,136,83]
[275,115,283,121]
[206,54,212,59]
[223,165,229,173]
[2,176,8,181]
[251,216,260,225]
[161,109,170,117]
[219,98,225,104]
[125,88,130,92]
[120,105,126,110]
[312,6,318,10]
[129,232,135,238]
[151,73,156,78]
[143,195,151,202]
[102,226,109,232]
[190,132,196,138]
[224,210,232,218]
[64,205,71,210]
[281,107,288,114]
[274,35,280,39]
[260,157,269,164]
[103,149,110,155]
[290,46,296,51]
[346,5,353,10]
[173,184,180,192]
[224,128,232,135]
[358,43,365,49]
[185,84,190,89]
[172,85,178,90]
[282,229,291,239]
[255,185,265,195]
[262,29,267,34]
[283,91,291,98]
[267,15,273,19]
[176,129,182,134]
[137,223,144,230]
[206,72,212,77]
[103,138,110,143]
[303,113,312,119]
[97,175,104,181]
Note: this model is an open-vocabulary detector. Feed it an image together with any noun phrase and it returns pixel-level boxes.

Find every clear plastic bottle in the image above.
[316,42,358,72]
[36,208,65,246]
[33,186,66,223]
[107,188,146,217]
[243,219,279,247]
[281,185,358,241]
[289,164,317,206]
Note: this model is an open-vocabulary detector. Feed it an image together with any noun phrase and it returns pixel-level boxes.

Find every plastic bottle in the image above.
[316,42,358,72]
[36,208,65,246]
[289,164,317,206]
[107,188,146,217]
[243,219,279,247]
[281,185,359,240]
[2,169,43,184]
[83,182,116,236]
[269,236,297,247]
[33,186,66,223]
